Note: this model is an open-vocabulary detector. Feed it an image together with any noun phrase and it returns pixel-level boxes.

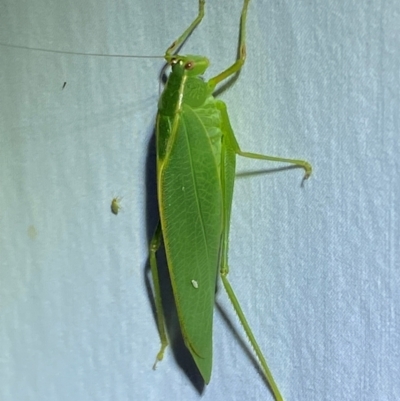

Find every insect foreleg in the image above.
[208,0,251,90]
[165,0,205,58]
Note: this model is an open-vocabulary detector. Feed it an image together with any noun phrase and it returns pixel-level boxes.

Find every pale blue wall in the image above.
[0,0,399,400]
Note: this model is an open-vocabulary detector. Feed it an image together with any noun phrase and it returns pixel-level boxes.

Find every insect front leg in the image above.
[165,0,205,58]
[149,222,169,369]
[208,0,251,90]
[208,0,311,182]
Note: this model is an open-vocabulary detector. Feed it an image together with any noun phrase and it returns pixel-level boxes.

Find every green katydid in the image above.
[149,0,312,400]
[0,1,312,398]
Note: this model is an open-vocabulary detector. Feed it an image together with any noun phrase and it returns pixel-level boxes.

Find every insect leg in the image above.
[217,100,285,401]
[235,149,312,183]
[149,222,169,369]
[220,275,284,401]
[208,0,251,90]
[221,103,312,181]
[165,0,205,58]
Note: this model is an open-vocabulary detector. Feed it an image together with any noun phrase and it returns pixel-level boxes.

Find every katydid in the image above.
[149,0,311,400]
[0,1,312,398]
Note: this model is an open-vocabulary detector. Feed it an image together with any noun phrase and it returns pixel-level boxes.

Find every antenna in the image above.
[0,42,164,59]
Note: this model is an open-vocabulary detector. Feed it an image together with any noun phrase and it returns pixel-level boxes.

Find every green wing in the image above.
[157,100,223,383]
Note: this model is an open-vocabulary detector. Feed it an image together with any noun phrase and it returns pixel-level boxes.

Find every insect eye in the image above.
[185,61,194,70]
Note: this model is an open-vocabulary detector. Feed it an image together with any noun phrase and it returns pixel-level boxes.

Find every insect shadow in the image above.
[143,129,205,393]
[215,301,267,385]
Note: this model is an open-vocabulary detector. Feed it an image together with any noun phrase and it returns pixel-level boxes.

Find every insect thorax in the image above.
[159,61,211,116]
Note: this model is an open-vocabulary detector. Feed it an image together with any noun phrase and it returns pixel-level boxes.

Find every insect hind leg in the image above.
[149,223,169,368]
[220,270,284,401]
